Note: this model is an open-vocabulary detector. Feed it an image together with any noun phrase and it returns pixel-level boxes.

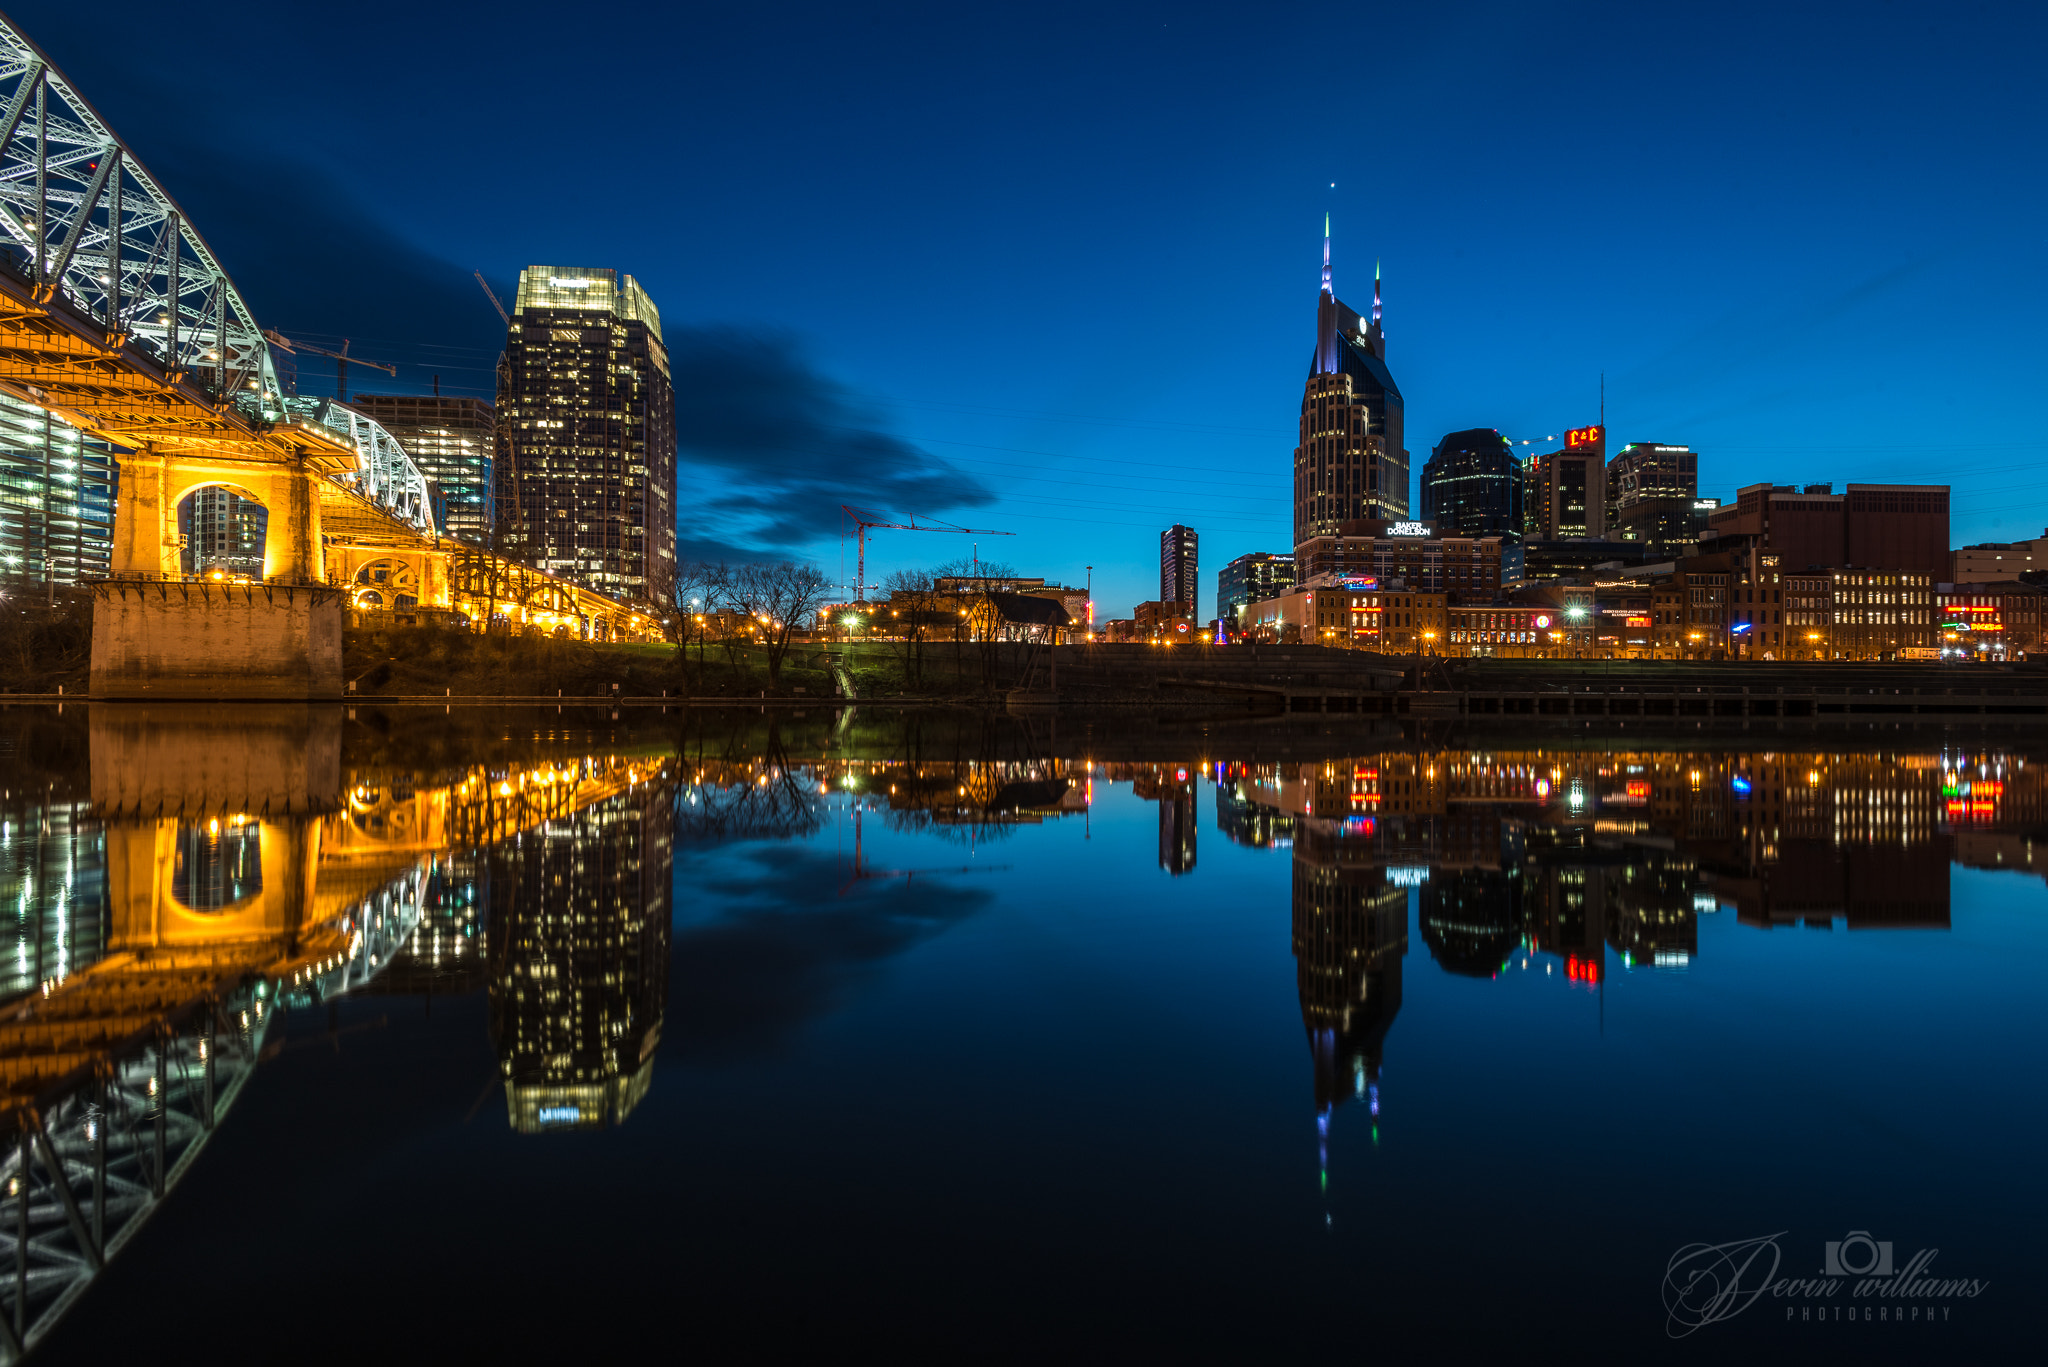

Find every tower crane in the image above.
[474,270,510,324]
[471,271,525,543]
[261,330,397,401]
[840,505,1013,601]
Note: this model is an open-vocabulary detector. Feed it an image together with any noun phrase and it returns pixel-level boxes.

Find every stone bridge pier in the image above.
[91,449,347,700]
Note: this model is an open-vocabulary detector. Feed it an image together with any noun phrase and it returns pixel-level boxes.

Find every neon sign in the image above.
[1566,425,1604,449]
[1534,614,1552,628]
[1386,521,1430,537]
[1625,615,1652,628]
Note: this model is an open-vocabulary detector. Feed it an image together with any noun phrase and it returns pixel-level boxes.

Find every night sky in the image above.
[19,0,2046,618]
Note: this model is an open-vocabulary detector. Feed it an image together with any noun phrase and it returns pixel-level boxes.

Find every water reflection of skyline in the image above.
[4,712,2047,1356]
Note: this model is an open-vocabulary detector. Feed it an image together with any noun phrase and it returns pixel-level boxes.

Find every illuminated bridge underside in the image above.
[0,14,656,640]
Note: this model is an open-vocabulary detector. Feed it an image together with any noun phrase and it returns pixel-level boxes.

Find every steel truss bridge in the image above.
[0,10,659,641]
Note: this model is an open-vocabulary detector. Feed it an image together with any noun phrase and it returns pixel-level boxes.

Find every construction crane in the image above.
[840,505,1013,601]
[474,270,510,324]
[262,330,397,401]
[472,271,526,542]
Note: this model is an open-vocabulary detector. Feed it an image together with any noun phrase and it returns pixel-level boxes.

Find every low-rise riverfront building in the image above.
[1294,519,1517,597]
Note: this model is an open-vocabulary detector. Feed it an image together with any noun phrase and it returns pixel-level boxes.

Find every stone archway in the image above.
[174,481,269,580]
[350,556,422,610]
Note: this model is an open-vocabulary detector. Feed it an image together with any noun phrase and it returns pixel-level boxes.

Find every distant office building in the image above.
[350,395,496,542]
[1953,530,2048,582]
[497,266,676,605]
[1607,442,1699,552]
[1703,482,1949,580]
[1132,598,1195,641]
[1161,524,1199,618]
[1294,518,1518,597]
[1519,538,1658,582]
[0,393,117,587]
[1525,425,1605,540]
[1217,551,1296,625]
[490,773,672,1134]
[181,487,265,578]
[1294,221,1408,546]
[1420,429,1522,538]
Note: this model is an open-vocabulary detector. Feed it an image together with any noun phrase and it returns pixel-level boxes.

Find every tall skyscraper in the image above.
[497,266,677,606]
[1420,429,1523,538]
[349,395,497,543]
[1526,425,1606,540]
[1161,524,1199,617]
[1294,220,1408,548]
[1217,550,1297,625]
[0,393,117,588]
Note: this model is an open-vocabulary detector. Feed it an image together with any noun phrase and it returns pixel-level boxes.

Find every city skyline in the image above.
[10,0,2047,624]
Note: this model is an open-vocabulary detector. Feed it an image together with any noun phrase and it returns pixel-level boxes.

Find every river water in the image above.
[3,705,2042,1362]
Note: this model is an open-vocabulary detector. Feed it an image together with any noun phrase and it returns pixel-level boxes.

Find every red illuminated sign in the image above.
[1566,425,1605,449]
[1625,615,1652,629]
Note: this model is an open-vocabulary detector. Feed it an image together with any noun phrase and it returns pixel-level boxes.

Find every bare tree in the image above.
[671,560,722,686]
[881,566,942,691]
[731,561,831,688]
[935,556,1019,691]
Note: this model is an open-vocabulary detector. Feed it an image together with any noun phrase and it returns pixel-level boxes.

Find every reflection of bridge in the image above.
[0,16,661,701]
[0,707,669,1359]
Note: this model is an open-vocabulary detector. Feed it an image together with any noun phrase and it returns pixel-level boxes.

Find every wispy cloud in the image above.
[671,326,996,559]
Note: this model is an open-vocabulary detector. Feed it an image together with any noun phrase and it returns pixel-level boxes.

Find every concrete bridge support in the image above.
[90,580,344,699]
[93,451,342,699]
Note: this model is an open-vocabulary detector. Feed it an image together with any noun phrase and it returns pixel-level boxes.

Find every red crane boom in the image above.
[840,505,1013,601]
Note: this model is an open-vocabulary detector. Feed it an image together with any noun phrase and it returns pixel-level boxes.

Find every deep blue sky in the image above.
[19,0,2046,618]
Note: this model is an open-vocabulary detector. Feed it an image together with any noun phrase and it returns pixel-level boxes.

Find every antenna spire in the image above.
[1372,258,1382,326]
[1321,215,1332,297]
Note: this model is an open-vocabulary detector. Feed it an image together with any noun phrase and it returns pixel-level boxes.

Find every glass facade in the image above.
[1420,429,1523,538]
[180,487,266,578]
[1161,524,1199,618]
[0,394,117,588]
[349,395,497,543]
[1607,442,1700,552]
[498,266,677,606]
[1218,551,1298,625]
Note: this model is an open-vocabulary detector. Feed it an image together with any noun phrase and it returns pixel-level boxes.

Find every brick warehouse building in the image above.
[1703,482,1948,581]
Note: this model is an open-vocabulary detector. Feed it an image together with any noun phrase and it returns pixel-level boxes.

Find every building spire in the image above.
[1314,217,1339,374]
[1372,258,1382,327]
